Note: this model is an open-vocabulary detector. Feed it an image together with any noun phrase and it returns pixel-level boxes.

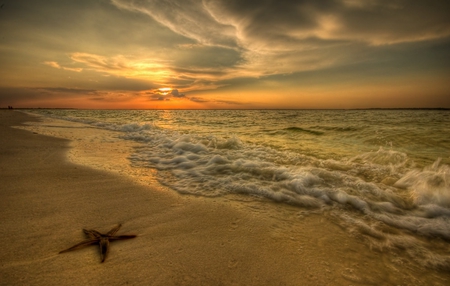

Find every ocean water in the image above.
[27,109,450,270]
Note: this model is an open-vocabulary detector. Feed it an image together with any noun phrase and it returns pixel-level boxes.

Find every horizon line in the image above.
[2,107,450,111]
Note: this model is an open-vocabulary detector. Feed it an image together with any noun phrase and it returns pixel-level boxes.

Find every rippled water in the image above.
[27,109,450,270]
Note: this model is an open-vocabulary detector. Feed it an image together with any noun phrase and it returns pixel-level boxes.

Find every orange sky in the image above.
[0,0,449,109]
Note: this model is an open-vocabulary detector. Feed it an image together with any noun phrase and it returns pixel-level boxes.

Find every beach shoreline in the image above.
[1,110,448,285]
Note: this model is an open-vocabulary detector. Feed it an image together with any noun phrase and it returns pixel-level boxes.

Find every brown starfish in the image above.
[59,224,137,262]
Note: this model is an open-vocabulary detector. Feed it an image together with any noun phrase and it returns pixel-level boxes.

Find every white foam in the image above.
[396,158,450,208]
[350,147,409,166]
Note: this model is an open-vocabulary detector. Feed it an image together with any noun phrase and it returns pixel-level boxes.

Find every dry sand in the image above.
[1,110,448,285]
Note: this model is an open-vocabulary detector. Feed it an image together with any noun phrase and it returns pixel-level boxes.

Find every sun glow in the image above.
[158,87,172,95]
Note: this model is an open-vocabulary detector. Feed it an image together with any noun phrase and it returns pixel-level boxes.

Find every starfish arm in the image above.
[106,224,122,236]
[109,234,137,240]
[83,229,102,240]
[99,237,110,263]
[59,240,97,254]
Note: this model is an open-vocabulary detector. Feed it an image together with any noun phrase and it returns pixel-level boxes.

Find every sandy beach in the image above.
[1,110,448,286]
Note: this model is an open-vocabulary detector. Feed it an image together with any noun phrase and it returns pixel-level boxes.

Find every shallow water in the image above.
[26,109,450,271]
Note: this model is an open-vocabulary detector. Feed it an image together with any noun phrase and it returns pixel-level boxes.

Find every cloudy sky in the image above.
[0,0,449,109]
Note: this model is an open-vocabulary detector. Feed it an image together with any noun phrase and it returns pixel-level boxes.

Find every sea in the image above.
[25,109,450,270]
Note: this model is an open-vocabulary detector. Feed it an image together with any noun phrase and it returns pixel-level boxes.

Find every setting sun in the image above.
[158,87,172,95]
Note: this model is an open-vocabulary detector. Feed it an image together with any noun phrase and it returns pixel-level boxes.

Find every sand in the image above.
[1,110,448,286]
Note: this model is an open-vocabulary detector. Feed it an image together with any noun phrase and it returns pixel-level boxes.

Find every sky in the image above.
[0,0,449,109]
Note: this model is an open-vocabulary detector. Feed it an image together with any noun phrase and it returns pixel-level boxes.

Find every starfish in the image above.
[59,224,137,263]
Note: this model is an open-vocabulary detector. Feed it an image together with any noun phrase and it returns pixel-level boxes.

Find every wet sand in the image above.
[0,110,448,285]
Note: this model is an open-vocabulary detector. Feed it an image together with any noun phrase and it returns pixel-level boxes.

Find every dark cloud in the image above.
[205,0,450,46]
[148,94,170,101]
[145,88,187,101]
[170,67,229,76]
[187,96,244,106]
[35,87,98,95]
[170,89,185,98]
[0,86,95,108]
[215,99,245,106]
[189,96,208,103]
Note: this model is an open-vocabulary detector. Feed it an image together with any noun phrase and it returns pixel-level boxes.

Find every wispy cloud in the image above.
[44,61,61,69]
[67,52,233,94]
[215,99,246,106]
[112,0,450,77]
[189,96,209,103]
[32,87,144,102]
[70,53,169,81]
[188,96,246,106]
[35,87,98,94]
[110,0,238,49]
[44,61,83,72]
